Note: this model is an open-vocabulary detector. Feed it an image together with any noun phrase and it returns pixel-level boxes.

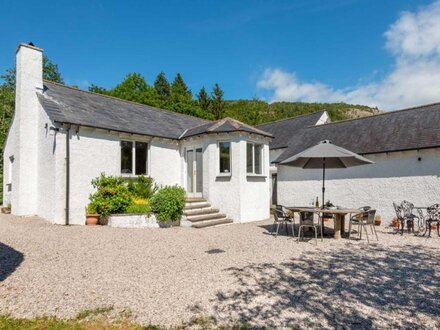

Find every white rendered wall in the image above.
[239,141,271,222]
[67,129,181,225]
[68,129,122,225]
[277,148,440,223]
[149,139,181,187]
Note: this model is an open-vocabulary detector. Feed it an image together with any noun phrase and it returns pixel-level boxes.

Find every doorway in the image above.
[186,147,203,197]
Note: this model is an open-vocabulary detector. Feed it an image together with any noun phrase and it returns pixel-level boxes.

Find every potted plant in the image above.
[374,214,382,226]
[85,204,100,226]
[1,203,11,214]
[391,217,400,228]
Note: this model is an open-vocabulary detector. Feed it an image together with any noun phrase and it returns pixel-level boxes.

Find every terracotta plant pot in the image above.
[323,217,332,222]
[375,220,381,226]
[86,214,100,226]
[391,219,400,228]
[1,207,11,214]
[431,224,438,231]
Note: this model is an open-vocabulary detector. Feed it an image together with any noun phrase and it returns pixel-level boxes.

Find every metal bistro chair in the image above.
[400,200,418,234]
[272,205,295,237]
[297,211,323,245]
[348,209,378,243]
[424,204,440,238]
[416,208,428,236]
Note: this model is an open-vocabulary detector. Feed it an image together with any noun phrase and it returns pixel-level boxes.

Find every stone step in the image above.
[187,213,227,222]
[183,202,211,210]
[192,218,233,229]
[185,197,207,203]
[183,208,219,216]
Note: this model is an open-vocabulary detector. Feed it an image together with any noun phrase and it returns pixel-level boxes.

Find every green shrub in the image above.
[126,175,157,199]
[150,185,185,222]
[89,173,132,217]
[126,203,151,214]
[126,198,151,214]
[85,203,97,214]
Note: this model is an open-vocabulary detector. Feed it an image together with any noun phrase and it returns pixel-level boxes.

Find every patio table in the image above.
[287,207,361,239]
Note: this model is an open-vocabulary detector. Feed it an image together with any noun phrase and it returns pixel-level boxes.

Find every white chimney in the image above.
[12,43,43,215]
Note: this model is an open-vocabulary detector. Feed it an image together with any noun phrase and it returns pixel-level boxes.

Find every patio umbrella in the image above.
[280,140,374,206]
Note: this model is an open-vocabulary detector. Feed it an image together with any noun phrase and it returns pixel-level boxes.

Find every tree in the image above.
[42,56,64,84]
[90,73,161,107]
[210,83,225,120]
[168,73,196,115]
[153,72,170,102]
[197,86,210,112]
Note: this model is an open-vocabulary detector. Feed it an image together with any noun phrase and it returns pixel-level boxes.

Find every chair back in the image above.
[400,200,415,218]
[365,209,376,225]
[427,204,440,222]
[417,208,425,221]
[272,207,286,223]
[393,202,403,220]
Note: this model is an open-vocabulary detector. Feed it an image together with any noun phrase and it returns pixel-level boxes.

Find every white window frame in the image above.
[120,140,149,177]
[217,140,232,177]
[246,142,264,176]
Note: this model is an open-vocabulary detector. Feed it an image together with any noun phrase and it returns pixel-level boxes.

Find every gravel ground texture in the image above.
[0,213,439,329]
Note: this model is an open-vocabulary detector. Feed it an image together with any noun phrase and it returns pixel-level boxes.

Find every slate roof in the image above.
[180,117,272,139]
[38,81,209,139]
[256,111,326,149]
[275,103,440,163]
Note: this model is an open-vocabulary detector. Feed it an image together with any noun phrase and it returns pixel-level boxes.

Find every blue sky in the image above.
[1,0,438,110]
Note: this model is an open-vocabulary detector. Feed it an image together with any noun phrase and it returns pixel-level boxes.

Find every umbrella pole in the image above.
[322,158,325,207]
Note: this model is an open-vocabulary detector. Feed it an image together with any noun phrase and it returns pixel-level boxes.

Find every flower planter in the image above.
[323,217,332,222]
[1,207,11,214]
[391,218,400,228]
[108,214,159,228]
[85,214,100,226]
[374,220,381,226]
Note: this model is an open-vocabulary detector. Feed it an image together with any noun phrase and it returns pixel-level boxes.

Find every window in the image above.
[120,141,148,175]
[247,142,263,175]
[218,141,231,174]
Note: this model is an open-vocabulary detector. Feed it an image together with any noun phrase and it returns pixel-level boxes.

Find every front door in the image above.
[186,147,203,197]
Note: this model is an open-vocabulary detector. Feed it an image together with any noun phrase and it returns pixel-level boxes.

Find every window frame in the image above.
[120,140,149,177]
[246,141,264,176]
[217,140,232,177]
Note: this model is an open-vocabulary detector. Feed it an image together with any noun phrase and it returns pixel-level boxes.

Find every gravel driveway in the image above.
[0,214,439,328]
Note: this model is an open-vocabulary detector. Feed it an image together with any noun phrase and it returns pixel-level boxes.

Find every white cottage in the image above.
[3,43,272,226]
[258,104,440,222]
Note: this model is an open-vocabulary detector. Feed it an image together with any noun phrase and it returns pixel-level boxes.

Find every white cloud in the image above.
[257,1,440,110]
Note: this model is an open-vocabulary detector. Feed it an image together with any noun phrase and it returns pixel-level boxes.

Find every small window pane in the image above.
[219,142,231,173]
[135,142,148,175]
[247,143,253,173]
[255,144,262,174]
[121,141,133,174]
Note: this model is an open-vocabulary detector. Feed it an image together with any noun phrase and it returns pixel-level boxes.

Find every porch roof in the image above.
[179,117,273,139]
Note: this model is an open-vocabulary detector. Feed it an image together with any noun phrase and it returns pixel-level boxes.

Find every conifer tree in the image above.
[210,83,225,120]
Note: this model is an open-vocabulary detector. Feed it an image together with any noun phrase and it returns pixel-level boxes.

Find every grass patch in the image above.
[0,314,286,329]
